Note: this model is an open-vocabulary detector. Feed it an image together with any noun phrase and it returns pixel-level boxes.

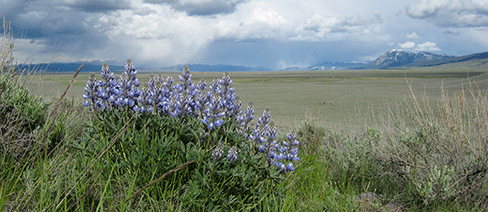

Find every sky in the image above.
[1,0,488,70]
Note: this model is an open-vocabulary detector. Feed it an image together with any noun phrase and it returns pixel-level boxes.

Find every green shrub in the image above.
[75,62,301,210]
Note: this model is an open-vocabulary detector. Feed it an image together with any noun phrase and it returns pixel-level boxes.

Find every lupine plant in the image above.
[79,60,300,210]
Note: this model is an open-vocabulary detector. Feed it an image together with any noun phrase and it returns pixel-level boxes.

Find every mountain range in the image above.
[18,62,126,74]
[307,61,368,70]
[161,64,269,72]
[20,50,488,73]
[160,50,488,71]
[362,50,455,69]
[362,50,488,69]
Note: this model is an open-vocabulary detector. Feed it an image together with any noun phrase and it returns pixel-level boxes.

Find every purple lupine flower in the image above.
[101,63,115,84]
[124,59,138,80]
[257,109,271,127]
[179,65,192,89]
[197,78,207,91]
[212,142,224,160]
[266,121,278,140]
[227,146,238,162]
[280,130,300,172]
[82,73,98,110]
[201,94,225,131]
[231,96,242,118]
[286,163,295,171]
[169,95,181,117]
[236,101,255,137]
[133,105,140,112]
[219,72,232,94]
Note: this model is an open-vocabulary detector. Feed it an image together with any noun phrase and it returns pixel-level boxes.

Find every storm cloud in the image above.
[143,0,248,16]
[1,0,488,69]
[406,0,488,27]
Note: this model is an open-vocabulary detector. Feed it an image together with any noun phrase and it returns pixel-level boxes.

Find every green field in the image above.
[27,68,488,134]
[4,64,488,211]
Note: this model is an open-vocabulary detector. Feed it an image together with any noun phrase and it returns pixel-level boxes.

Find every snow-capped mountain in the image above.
[307,61,368,70]
[364,49,455,69]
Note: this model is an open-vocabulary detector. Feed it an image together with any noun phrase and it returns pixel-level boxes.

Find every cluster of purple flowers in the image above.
[83,60,299,171]
[82,61,240,120]
[249,110,299,172]
[83,60,140,111]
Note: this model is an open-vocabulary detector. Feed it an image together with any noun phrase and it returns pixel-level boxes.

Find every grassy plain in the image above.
[28,68,488,134]
[8,64,488,211]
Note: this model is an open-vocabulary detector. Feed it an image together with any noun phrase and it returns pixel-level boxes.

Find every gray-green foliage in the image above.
[0,74,48,131]
[311,86,488,210]
[0,36,48,157]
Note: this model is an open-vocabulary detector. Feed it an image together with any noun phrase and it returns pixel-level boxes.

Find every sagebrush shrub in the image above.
[0,70,49,158]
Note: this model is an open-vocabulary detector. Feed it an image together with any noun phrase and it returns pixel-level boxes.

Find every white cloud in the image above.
[399,41,416,48]
[415,41,441,51]
[250,7,287,26]
[398,41,441,51]
[406,32,419,39]
[300,12,384,40]
[405,0,448,19]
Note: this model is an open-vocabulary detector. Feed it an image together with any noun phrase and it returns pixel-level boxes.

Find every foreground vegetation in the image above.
[3,22,488,211]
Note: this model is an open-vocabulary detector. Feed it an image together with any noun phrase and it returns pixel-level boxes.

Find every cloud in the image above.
[67,0,132,13]
[0,0,132,65]
[415,41,441,51]
[3,0,132,39]
[301,11,383,38]
[405,0,447,19]
[143,0,248,16]
[4,0,457,70]
[443,30,461,35]
[398,41,441,51]
[399,41,416,48]
[405,0,488,27]
[406,32,419,39]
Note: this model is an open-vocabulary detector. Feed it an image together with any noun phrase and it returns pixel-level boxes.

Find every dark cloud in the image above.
[144,0,247,16]
[0,0,35,21]
[68,0,132,13]
[443,30,461,35]
[2,0,131,39]
[405,0,488,27]
[0,0,126,64]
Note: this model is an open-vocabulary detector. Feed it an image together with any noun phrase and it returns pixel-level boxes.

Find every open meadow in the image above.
[4,62,488,211]
[28,68,488,134]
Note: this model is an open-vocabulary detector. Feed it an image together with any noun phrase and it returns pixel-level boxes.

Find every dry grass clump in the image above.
[362,79,488,208]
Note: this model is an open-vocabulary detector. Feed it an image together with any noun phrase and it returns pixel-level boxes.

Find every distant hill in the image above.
[406,51,488,68]
[307,61,368,70]
[20,62,270,73]
[162,64,270,72]
[363,50,455,69]
[19,62,126,74]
